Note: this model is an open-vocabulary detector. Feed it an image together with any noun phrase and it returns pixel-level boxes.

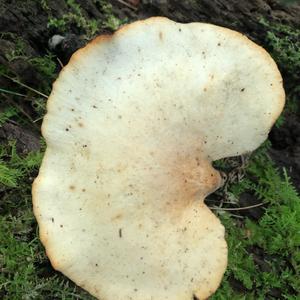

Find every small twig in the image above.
[7,119,19,126]
[57,57,64,68]
[2,74,48,98]
[33,116,44,123]
[0,88,27,97]
[117,0,138,10]
[209,202,265,211]
[206,199,239,204]
[226,213,244,219]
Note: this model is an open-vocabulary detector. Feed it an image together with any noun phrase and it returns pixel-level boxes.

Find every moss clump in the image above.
[211,144,300,299]
[258,19,300,77]
[258,18,300,114]
[3,35,27,62]
[47,0,127,38]
[0,141,96,299]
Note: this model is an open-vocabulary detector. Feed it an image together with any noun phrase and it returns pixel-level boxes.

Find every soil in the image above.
[269,113,300,191]
[1,0,299,298]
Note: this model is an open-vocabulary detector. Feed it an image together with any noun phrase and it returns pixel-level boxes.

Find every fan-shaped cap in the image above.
[33,17,284,300]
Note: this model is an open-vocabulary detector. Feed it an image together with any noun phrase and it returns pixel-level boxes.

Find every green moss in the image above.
[212,144,300,299]
[39,0,50,11]
[1,31,58,96]
[96,0,127,30]
[29,53,58,94]
[29,54,56,80]
[0,107,19,127]
[0,210,95,300]
[2,35,27,62]
[259,19,300,79]
[258,19,299,114]
[47,0,126,37]
[0,141,42,188]
[0,140,96,299]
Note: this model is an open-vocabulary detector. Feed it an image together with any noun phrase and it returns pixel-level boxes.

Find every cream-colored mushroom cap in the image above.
[33,17,284,300]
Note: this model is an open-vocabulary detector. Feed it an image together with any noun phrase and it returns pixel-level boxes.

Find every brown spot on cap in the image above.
[111,213,123,221]
[159,31,163,41]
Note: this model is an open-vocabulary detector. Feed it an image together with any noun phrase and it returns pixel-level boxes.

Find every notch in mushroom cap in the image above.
[32,17,285,300]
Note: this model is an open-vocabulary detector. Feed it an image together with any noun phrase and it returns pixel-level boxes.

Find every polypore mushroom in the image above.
[32,17,284,300]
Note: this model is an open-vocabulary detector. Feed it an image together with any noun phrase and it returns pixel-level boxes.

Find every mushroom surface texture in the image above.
[32,17,285,300]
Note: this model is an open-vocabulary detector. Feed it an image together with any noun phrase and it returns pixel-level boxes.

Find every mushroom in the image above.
[32,17,285,300]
